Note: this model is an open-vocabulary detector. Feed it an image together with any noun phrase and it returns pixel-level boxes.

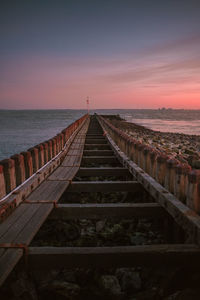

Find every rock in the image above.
[130,232,147,245]
[165,288,200,300]
[99,275,122,297]
[63,223,80,241]
[41,280,80,299]
[116,268,142,293]
[129,288,158,299]
[11,271,38,300]
[96,219,106,232]
[60,270,76,283]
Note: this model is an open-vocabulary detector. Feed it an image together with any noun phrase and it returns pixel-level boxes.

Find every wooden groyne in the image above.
[1,114,200,298]
[100,115,200,213]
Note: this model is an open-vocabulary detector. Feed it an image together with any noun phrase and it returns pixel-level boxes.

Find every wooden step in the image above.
[77,167,130,177]
[84,144,111,150]
[85,139,107,144]
[83,150,113,156]
[67,181,141,192]
[49,203,165,220]
[81,156,119,164]
[28,244,200,269]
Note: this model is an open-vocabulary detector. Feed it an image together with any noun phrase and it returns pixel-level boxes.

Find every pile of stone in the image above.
[109,118,200,169]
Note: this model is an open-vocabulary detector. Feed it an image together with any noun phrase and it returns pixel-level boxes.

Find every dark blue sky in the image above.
[1,0,200,109]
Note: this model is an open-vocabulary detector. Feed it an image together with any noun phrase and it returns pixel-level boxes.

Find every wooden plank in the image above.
[28,244,200,269]
[0,203,53,286]
[84,144,110,150]
[85,139,107,144]
[67,148,83,156]
[0,248,23,286]
[26,180,69,202]
[83,150,113,156]
[47,166,79,181]
[0,204,29,239]
[77,167,130,177]
[86,137,105,140]
[82,156,119,164]
[68,181,141,192]
[69,144,84,150]
[0,204,41,243]
[62,155,82,166]
[16,203,53,244]
[86,134,103,137]
[49,203,165,220]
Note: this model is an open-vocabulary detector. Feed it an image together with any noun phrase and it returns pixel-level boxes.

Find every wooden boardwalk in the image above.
[1,115,200,287]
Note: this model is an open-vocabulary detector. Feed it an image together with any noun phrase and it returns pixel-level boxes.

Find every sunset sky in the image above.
[1,0,200,109]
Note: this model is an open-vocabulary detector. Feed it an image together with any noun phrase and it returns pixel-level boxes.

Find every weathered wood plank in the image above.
[85,139,107,144]
[26,181,69,202]
[68,181,141,192]
[47,166,79,181]
[16,203,53,244]
[81,156,119,164]
[49,203,165,220]
[0,204,41,243]
[0,248,23,286]
[28,244,200,269]
[83,150,113,156]
[62,155,82,166]
[67,148,83,156]
[84,144,110,150]
[77,167,130,177]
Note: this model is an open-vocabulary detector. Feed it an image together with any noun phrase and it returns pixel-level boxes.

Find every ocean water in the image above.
[0,109,200,161]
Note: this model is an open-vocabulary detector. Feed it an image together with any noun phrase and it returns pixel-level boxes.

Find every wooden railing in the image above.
[99,115,200,214]
[0,114,88,219]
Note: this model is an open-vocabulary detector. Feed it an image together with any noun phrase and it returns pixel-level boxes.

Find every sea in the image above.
[0,109,200,161]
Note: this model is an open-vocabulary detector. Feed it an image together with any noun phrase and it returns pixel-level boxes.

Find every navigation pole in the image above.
[86,96,90,114]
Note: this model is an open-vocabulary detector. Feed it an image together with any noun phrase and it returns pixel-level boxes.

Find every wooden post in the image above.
[137,143,145,168]
[28,147,39,173]
[0,159,16,193]
[42,142,48,164]
[46,140,53,161]
[21,151,33,179]
[187,170,200,213]
[11,154,26,186]
[149,150,157,179]
[156,154,168,186]
[174,164,191,203]
[0,164,6,198]
[36,144,44,168]
[143,146,151,174]
[164,158,179,194]
[51,138,57,157]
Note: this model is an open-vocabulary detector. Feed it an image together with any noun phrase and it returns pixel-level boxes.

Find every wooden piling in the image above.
[11,154,26,186]
[0,159,16,193]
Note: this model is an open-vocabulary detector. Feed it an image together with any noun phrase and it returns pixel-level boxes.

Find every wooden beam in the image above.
[85,139,108,144]
[86,134,103,137]
[67,181,141,192]
[82,156,119,164]
[84,144,110,150]
[49,203,166,220]
[86,137,105,140]
[77,167,130,177]
[28,244,200,269]
[83,150,113,156]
